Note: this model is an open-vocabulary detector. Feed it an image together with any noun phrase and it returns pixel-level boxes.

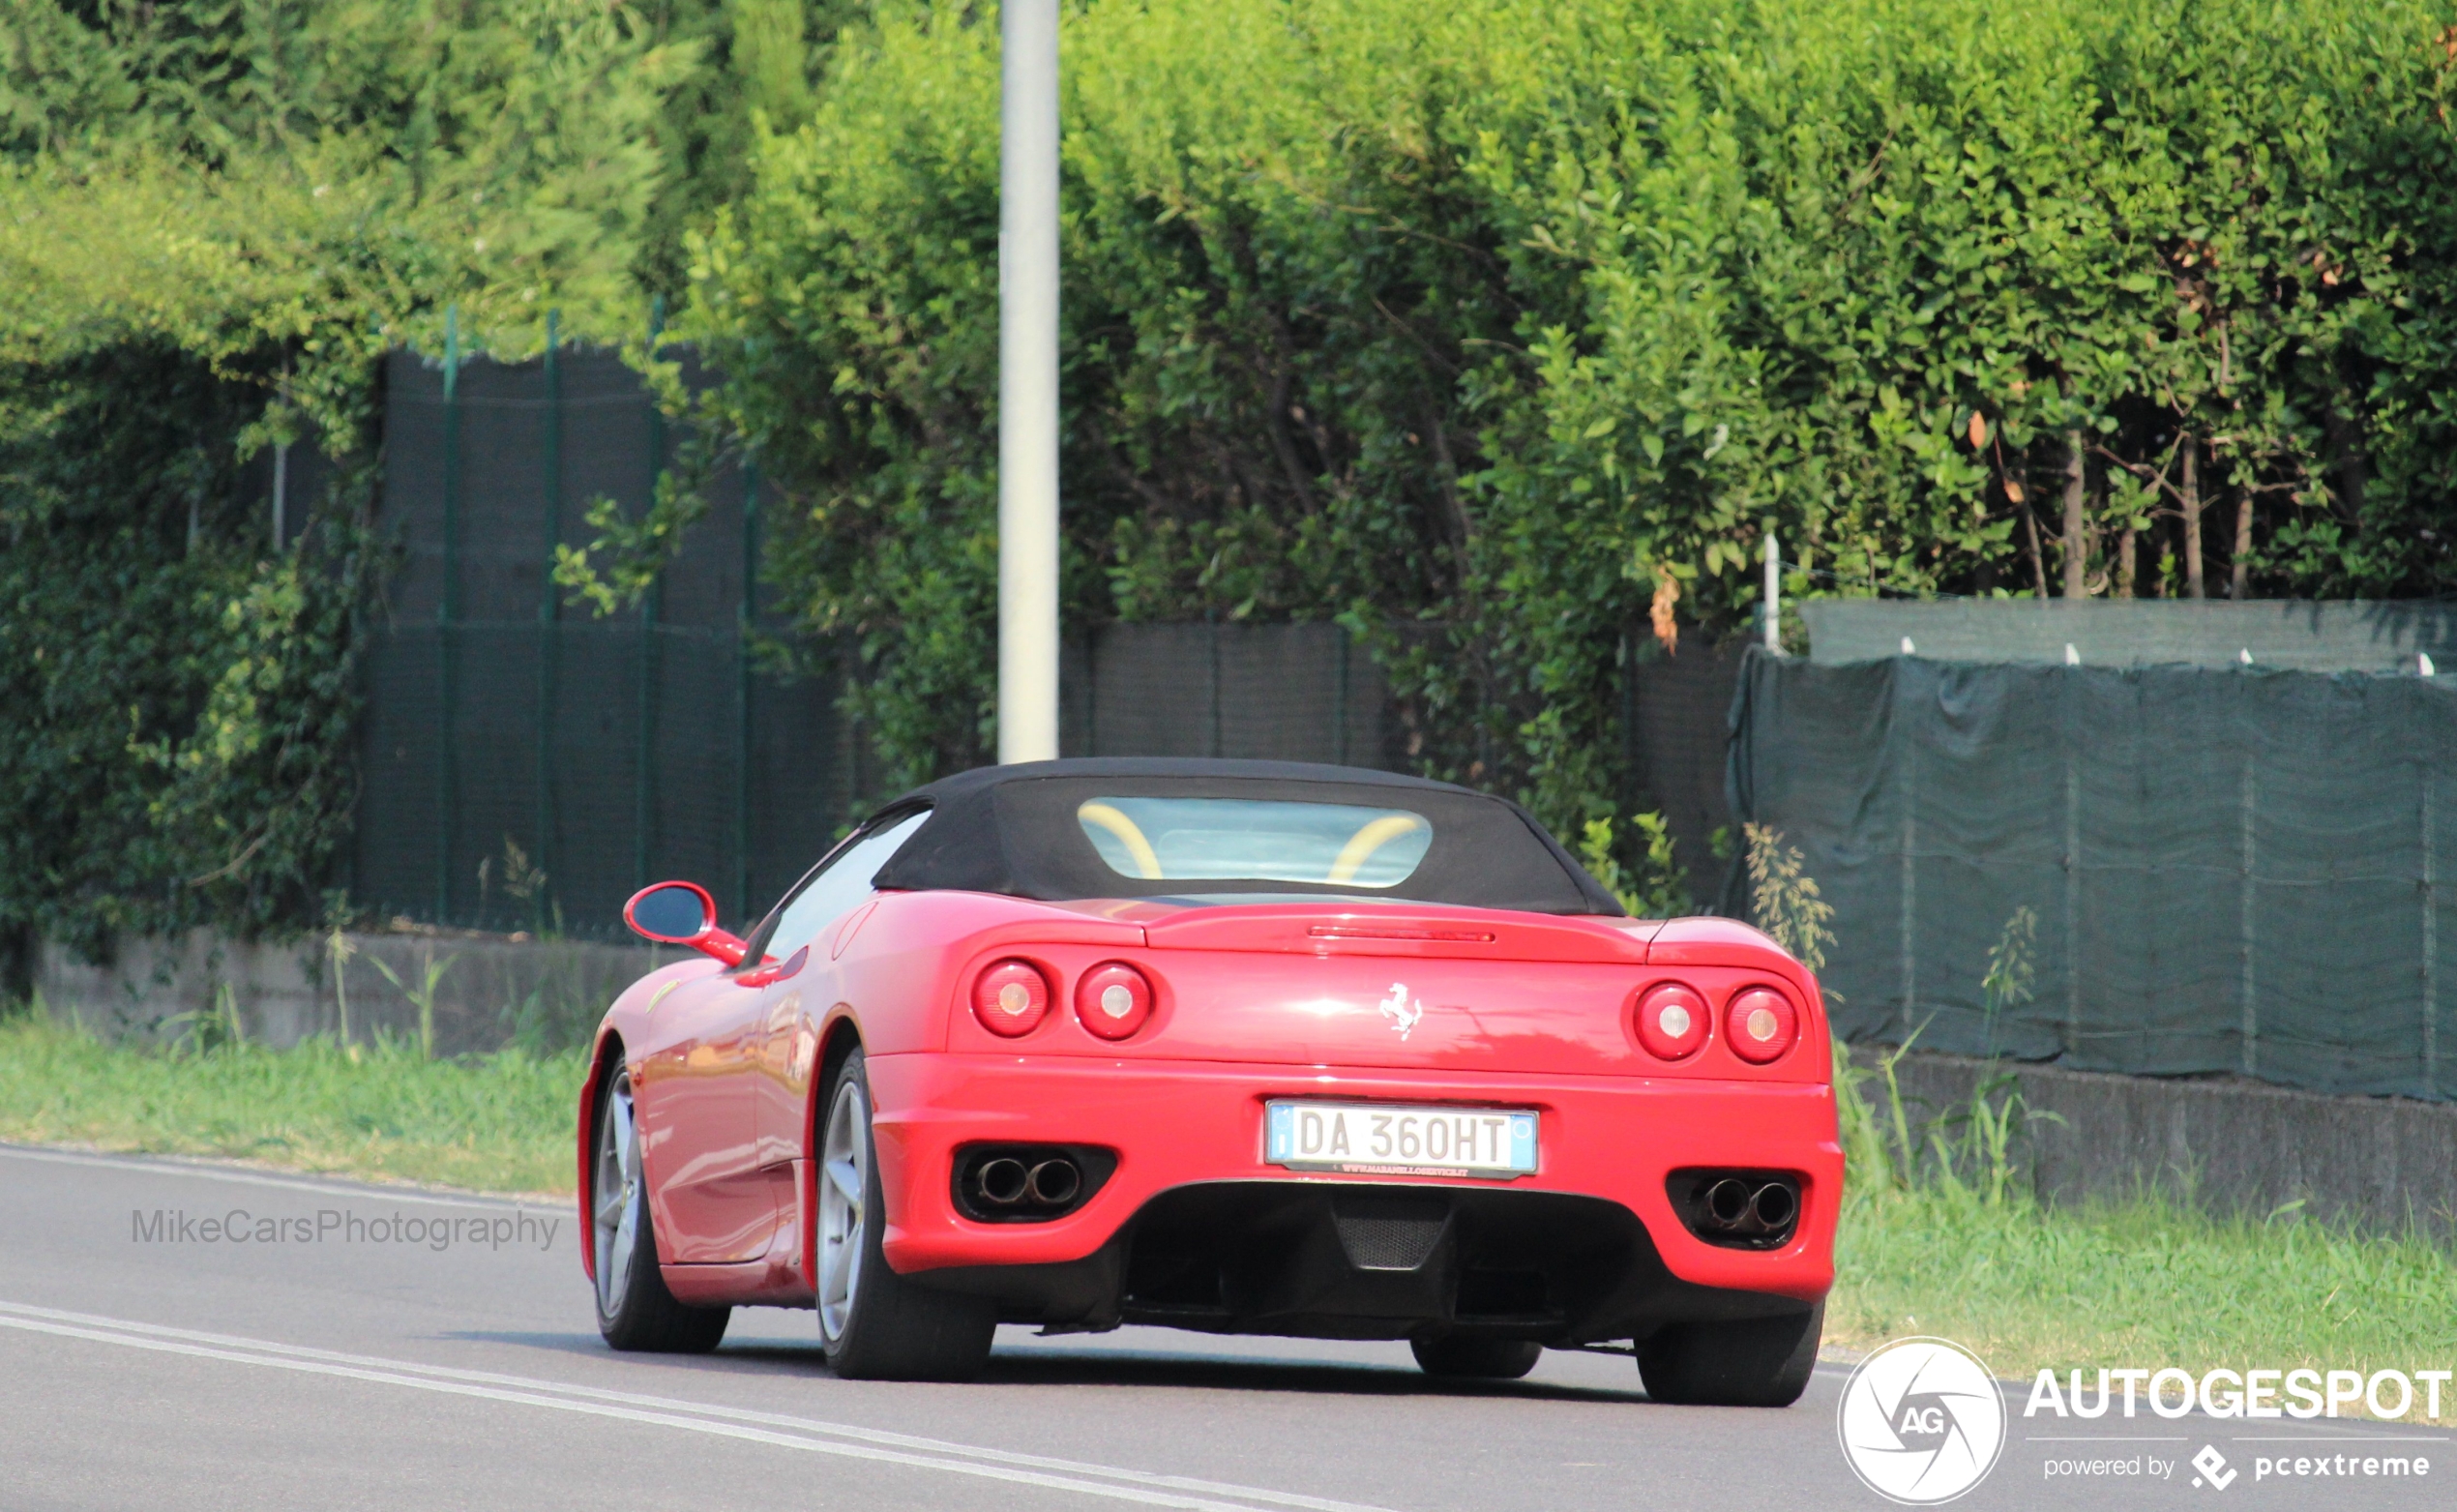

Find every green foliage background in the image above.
[0,0,844,957]
[679,0,2457,830]
[9,0,2457,951]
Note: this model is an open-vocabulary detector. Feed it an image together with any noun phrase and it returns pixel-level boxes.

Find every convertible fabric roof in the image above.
[865,758,1623,916]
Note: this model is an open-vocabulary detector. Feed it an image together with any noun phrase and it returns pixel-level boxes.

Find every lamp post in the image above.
[997,0,1061,763]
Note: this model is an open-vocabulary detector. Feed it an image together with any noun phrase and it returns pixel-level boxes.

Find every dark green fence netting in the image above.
[359,347,1745,940]
[1727,651,2457,1102]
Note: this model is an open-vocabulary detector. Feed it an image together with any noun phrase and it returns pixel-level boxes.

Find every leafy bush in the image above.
[680,0,2457,832]
[15,0,2457,934]
[0,0,829,954]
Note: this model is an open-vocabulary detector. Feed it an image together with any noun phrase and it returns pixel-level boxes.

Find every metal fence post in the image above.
[536,310,561,926]
[1617,626,1637,819]
[1208,616,1223,758]
[1335,623,1351,767]
[636,298,666,892]
[2239,755,2259,1078]
[1761,527,1780,653]
[1085,630,1100,756]
[271,442,288,551]
[436,305,461,924]
[2424,767,2438,1098]
[736,454,758,922]
[2064,667,2083,1057]
[1898,667,1918,1035]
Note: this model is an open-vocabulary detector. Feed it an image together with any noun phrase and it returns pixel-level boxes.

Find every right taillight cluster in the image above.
[1631,981,1800,1065]
[969,959,1158,1042]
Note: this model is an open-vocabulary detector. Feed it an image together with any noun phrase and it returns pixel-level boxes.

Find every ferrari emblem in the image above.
[1378,983,1425,1039]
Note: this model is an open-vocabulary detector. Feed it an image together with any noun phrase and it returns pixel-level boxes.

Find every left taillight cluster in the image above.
[969,959,1157,1042]
[1630,980,1801,1065]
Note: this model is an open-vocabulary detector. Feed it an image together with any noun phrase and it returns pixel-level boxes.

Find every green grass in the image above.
[1830,1186,2457,1413]
[0,1013,584,1195]
[1827,1041,2457,1420]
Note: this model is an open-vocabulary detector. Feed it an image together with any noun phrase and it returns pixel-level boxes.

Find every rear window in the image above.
[1077,798,1432,888]
[866,767,1620,915]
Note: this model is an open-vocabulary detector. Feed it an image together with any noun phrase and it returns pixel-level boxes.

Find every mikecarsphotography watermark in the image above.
[132,1206,562,1253]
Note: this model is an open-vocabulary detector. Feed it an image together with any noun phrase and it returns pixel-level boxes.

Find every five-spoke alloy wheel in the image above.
[592,1061,730,1352]
[815,1063,872,1344]
[816,1050,996,1380]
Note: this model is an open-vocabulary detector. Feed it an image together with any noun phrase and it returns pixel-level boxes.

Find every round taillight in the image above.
[1633,982,1708,1060]
[1726,986,1798,1064]
[971,960,1051,1038]
[1074,962,1155,1040]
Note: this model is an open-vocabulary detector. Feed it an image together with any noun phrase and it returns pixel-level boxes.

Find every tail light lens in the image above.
[971,960,1051,1037]
[1074,962,1155,1040]
[1633,982,1708,1060]
[1726,986,1799,1064]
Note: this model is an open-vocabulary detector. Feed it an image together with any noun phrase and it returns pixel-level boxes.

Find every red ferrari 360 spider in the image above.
[579,758,1838,1403]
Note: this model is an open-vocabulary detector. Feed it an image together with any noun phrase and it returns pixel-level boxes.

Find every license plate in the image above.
[1263,1101,1538,1179]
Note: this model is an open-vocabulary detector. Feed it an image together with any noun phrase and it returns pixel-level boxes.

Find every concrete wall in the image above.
[36,931,669,1056]
[1883,1052,2457,1240]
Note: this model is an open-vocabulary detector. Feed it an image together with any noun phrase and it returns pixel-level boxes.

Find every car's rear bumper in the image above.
[865,1052,1838,1337]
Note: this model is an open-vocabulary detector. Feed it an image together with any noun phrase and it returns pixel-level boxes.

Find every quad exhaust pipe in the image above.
[1691,1174,1801,1241]
[965,1153,1084,1214]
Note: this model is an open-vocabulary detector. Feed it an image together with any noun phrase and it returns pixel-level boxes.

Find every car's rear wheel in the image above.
[593,1064,730,1351]
[1410,1333,1543,1380]
[1637,1301,1823,1407]
[816,1049,996,1381]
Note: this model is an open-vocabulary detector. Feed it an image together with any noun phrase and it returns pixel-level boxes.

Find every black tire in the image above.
[816,1050,997,1381]
[592,1064,731,1353]
[1411,1333,1543,1380]
[1638,1301,1823,1407]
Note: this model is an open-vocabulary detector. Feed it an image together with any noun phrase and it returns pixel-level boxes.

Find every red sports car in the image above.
[579,758,1839,1403]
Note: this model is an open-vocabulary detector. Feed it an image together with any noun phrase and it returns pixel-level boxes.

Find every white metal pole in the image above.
[997,0,1062,764]
[1762,525,1781,654]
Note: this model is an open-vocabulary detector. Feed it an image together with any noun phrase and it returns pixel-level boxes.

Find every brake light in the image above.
[1725,986,1798,1064]
[1633,982,1708,1060]
[1074,962,1155,1040]
[971,960,1051,1037]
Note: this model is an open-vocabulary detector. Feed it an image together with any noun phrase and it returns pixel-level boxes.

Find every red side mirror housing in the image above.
[623,881,750,966]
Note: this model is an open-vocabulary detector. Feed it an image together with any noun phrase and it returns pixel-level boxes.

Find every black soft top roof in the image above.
[866,757,1622,916]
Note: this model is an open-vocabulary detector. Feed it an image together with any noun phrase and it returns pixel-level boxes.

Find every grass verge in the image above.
[0,1013,583,1195]
[1829,1186,2457,1407]
[1829,1041,2457,1421]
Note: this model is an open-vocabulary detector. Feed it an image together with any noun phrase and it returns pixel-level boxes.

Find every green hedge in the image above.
[11,0,2457,946]
[683,0,2457,833]
[0,0,824,954]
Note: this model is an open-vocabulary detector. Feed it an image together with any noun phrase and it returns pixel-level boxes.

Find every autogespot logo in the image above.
[1838,1337,2009,1504]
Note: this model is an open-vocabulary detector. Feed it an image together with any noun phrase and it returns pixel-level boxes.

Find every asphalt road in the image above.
[0,1143,2441,1511]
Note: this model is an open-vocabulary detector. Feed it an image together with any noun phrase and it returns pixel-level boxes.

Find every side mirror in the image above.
[623,881,749,966]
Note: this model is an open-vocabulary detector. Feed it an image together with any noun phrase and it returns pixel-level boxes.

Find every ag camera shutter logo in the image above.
[1838,1337,2008,1503]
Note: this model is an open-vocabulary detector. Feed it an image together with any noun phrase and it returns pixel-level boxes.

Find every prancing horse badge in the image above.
[1377,983,1426,1039]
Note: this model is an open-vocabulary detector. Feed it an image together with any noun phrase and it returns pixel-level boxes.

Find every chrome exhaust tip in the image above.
[974,1157,1030,1207]
[1750,1181,1797,1231]
[1025,1158,1081,1207]
[1703,1177,1754,1230]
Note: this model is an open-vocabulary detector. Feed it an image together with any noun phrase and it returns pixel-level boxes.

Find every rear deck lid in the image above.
[1134,904,1660,1073]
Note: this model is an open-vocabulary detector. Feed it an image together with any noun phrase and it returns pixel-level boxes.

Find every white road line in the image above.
[0,1143,541,1210]
[0,1301,1401,1512]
